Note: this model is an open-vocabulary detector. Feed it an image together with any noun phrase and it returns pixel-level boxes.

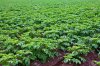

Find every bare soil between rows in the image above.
[30,50,100,66]
[0,50,100,66]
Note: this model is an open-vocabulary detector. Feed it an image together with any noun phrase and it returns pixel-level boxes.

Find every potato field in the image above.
[0,0,100,66]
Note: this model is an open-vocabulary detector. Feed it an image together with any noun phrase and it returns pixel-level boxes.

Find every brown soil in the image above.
[0,51,100,66]
[30,51,100,66]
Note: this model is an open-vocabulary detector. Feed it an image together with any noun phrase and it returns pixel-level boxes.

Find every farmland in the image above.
[0,0,100,66]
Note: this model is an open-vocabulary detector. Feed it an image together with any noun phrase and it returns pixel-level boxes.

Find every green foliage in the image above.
[0,0,100,65]
[64,44,90,64]
[94,61,100,66]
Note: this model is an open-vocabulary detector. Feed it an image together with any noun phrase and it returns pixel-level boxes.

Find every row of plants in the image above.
[0,0,100,66]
